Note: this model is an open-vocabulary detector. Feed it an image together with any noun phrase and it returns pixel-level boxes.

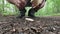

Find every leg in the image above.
[17,8,26,18]
[28,8,37,17]
[28,0,46,17]
[28,5,44,17]
[26,0,31,7]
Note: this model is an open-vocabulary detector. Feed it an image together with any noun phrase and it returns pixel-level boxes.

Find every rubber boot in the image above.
[28,8,36,18]
[17,8,26,18]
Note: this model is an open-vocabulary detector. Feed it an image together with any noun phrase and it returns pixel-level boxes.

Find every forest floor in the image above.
[0,15,60,34]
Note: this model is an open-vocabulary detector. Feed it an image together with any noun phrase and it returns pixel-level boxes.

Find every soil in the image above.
[0,16,60,34]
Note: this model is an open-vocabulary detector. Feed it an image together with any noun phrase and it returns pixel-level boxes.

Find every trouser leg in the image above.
[17,8,26,18]
[28,0,45,17]
[28,8,37,17]
[26,0,31,6]
[28,4,43,17]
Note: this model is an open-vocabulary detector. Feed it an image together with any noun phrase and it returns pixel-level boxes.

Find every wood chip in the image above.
[25,18,34,21]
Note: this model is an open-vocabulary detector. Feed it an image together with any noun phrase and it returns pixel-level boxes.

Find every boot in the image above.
[28,8,36,18]
[17,8,26,18]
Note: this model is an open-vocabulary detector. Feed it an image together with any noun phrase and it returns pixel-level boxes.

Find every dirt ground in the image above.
[0,16,60,34]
